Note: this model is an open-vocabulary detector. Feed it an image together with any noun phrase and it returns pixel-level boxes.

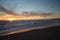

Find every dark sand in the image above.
[0,25,60,40]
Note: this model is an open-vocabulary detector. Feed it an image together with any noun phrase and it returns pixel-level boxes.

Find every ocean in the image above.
[0,20,60,35]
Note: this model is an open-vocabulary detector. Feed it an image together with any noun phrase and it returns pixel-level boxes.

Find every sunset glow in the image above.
[8,18,16,21]
[0,0,60,20]
[0,15,60,21]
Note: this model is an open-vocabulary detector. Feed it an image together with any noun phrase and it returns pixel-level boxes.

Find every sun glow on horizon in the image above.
[8,18,16,21]
[0,15,60,20]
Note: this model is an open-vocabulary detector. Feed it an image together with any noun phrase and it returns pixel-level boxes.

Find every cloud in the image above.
[39,13,55,17]
[0,6,18,16]
[0,6,55,17]
[20,12,55,17]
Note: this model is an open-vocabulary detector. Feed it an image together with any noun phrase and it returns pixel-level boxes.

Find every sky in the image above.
[0,0,60,13]
[0,0,60,20]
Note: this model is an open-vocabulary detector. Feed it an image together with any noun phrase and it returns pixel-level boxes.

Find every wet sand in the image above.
[0,25,60,40]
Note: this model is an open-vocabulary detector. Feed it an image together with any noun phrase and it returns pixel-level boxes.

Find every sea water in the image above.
[0,20,60,34]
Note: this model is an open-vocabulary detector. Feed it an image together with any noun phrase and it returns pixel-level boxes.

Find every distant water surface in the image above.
[0,20,60,35]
